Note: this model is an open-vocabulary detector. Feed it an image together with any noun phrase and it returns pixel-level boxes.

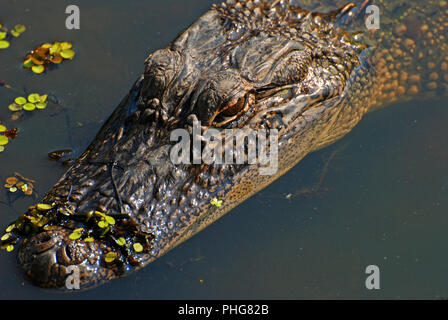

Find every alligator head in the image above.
[3,1,369,290]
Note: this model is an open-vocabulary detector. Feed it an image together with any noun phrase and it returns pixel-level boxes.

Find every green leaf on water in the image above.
[10,30,20,38]
[0,31,6,40]
[210,197,223,207]
[23,103,35,111]
[0,40,9,49]
[1,233,10,241]
[23,58,33,68]
[6,244,14,252]
[104,252,116,263]
[0,125,5,132]
[60,42,72,50]
[83,237,94,243]
[60,49,75,59]
[0,146,4,152]
[36,102,47,110]
[97,220,108,229]
[49,42,61,55]
[31,64,45,74]
[116,237,126,246]
[94,211,106,218]
[105,215,115,225]
[133,243,143,253]
[69,229,83,240]
[8,103,22,111]
[14,97,27,105]
[14,24,26,34]
[36,203,52,211]
[0,136,8,146]
[5,224,15,233]
[28,93,41,103]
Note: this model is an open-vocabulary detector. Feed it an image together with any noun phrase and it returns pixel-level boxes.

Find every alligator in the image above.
[1,0,447,290]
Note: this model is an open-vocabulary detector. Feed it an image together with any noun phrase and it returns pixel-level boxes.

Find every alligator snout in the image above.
[18,229,71,288]
[17,228,115,290]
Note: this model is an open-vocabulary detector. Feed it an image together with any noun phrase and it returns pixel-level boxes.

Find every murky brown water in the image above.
[0,0,447,299]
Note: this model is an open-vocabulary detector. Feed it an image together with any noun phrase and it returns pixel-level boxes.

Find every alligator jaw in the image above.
[17,227,113,290]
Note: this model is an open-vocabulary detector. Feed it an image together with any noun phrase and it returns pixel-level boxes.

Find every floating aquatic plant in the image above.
[0,122,19,153]
[10,24,26,37]
[104,251,117,263]
[133,242,143,253]
[0,23,26,50]
[69,227,84,240]
[93,211,116,229]
[0,40,9,49]
[3,172,36,196]
[8,93,48,113]
[36,203,52,211]
[23,41,75,74]
[210,197,223,208]
[115,237,126,246]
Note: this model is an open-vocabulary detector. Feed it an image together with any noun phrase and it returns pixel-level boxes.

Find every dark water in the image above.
[0,0,447,299]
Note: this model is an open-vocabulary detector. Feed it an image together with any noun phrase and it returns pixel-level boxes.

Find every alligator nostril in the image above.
[29,232,58,254]
[57,241,88,265]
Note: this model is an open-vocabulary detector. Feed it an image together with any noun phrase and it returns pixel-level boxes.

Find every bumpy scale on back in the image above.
[1,0,447,290]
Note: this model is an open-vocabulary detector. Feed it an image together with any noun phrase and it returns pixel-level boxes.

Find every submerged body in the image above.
[2,0,447,289]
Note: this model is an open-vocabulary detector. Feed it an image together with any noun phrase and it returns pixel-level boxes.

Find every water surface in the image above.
[0,0,447,299]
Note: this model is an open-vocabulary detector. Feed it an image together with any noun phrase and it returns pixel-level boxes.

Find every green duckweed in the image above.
[8,94,48,112]
[14,24,26,34]
[133,243,143,253]
[0,136,8,146]
[210,198,223,207]
[8,103,22,111]
[116,237,126,246]
[22,103,35,111]
[23,58,33,68]
[31,64,45,74]
[36,203,52,211]
[60,49,75,59]
[1,233,10,241]
[97,220,108,229]
[24,41,75,74]
[69,228,84,240]
[36,102,47,109]
[27,93,41,103]
[104,252,117,263]
[0,40,9,49]
[14,97,27,105]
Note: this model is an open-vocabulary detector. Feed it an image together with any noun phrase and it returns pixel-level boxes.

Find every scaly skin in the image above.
[2,0,447,290]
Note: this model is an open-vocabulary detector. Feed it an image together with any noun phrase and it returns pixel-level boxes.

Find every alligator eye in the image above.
[212,95,249,127]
